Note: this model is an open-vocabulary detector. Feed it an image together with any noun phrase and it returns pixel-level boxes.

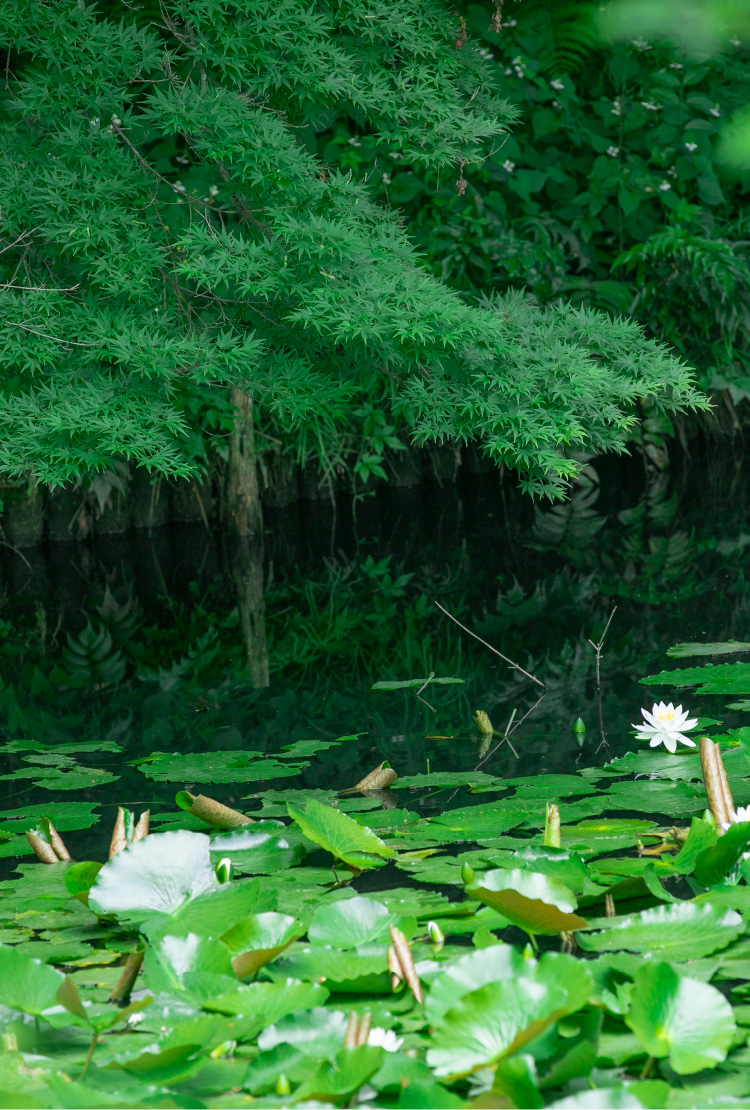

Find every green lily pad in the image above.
[626,961,735,1074]
[208,825,307,874]
[221,912,302,977]
[287,798,395,869]
[642,661,750,694]
[138,751,308,783]
[89,830,218,921]
[427,952,592,1077]
[577,903,744,960]
[467,869,588,935]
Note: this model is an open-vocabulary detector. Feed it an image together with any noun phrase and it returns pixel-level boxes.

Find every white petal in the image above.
[682,718,698,731]
[641,707,659,728]
[677,735,696,748]
[649,735,663,748]
[664,734,677,753]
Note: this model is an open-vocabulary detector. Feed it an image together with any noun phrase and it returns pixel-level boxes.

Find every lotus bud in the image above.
[427,920,444,953]
[543,802,561,849]
[215,857,232,883]
[461,861,475,886]
[276,1074,291,1096]
[522,943,535,960]
[209,1040,236,1059]
[573,717,585,747]
[473,710,493,736]
[605,892,616,918]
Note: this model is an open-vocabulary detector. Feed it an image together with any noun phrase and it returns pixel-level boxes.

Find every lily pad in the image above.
[626,961,735,1074]
[577,903,744,960]
[89,830,218,921]
[287,798,395,870]
[427,952,592,1077]
[466,869,588,935]
[138,751,308,783]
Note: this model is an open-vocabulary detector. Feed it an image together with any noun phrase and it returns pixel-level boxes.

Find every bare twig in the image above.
[588,607,617,753]
[0,282,79,293]
[434,602,545,688]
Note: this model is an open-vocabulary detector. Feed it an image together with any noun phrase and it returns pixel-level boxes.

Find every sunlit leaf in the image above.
[467,869,588,935]
[577,903,743,959]
[286,798,395,869]
[626,961,735,1074]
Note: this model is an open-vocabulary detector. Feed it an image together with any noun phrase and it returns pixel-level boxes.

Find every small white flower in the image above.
[504,67,513,75]
[348,137,361,146]
[684,141,698,151]
[90,117,100,128]
[128,1012,145,1027]
[731,38,741,47]
[632,38,652,51]
[641,101,661,111]
[478,48,494,59]
[606,145,619,157]
[669,62,684,69]
[173,180,186,193]
[667,167,677,177]
[659,181,672,191]
[632,702,698,753]
[381,173,392,185]
[644,185,654,192]
[551,100,561,108]
[611,99,623,116]
[368,1028,403,1053]
[505,18,517,26]
[502,159,515,173]
[175,155,190,165]
[550,79,565,91]
[111,115,122,126]
[390,152,402,159]
[709,107,721,117]
[208,184,219,197]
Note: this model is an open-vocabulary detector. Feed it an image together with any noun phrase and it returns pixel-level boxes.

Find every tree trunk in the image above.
[227,386,263,536]
[228,534,269,688]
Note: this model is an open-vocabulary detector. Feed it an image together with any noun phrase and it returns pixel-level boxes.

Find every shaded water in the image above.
[0,444,748,864]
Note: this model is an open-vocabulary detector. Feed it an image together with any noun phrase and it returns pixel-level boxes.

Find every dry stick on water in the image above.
[588,607,617,753]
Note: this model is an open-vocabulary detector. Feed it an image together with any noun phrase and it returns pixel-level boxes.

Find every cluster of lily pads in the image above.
[4,644,750,1107]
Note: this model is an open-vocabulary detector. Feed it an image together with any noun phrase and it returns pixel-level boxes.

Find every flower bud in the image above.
[461,861,475,886]
[427,920,444,951]
[215,857,232,883]
[276,1074,291,1096]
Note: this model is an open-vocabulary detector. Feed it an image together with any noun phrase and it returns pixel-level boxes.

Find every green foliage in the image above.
[6,650,750,1104]
[0,0,705,498]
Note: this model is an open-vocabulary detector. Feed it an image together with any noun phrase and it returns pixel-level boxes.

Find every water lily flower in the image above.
[632,702,698,753]
[368,1027,403,1052]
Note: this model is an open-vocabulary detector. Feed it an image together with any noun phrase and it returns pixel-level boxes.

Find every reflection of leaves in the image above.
[61,621,127,689]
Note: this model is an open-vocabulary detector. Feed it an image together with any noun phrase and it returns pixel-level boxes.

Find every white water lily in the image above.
[632,702,698,753]
[367,1027,403,1052]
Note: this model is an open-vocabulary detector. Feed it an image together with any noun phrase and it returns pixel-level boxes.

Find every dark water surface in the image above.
[0,445,748,865]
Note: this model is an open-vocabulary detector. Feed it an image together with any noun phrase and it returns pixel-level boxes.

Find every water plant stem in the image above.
[589,607,617,753]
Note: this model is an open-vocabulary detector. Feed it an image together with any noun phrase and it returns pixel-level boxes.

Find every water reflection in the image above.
[0,446,749,823]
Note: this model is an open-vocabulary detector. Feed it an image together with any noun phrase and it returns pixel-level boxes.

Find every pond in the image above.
[3,446,750,1109]
[0,445,747,847]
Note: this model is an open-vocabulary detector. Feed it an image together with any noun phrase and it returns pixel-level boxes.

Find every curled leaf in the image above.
[176,790,254,830]
[352,762,397,792]
[388,924,423,1004]
[474,710,494,736]
[25,818,71,863]
[699,737,734,829]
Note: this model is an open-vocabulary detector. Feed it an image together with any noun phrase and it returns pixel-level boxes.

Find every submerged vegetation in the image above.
[2,648,750,1107]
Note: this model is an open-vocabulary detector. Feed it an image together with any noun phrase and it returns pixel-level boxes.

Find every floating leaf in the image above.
[138,751,307,783]
[667,642,750,658]
[395,771,500,789]
[467,869,588,935]
[577,903,743,960]
[425,945,526,1026]
[642,662,750,695]
[287,798,395,869]
[626,961,735,1074]
[427,952,592,1077]
[290,1045,385,1104]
